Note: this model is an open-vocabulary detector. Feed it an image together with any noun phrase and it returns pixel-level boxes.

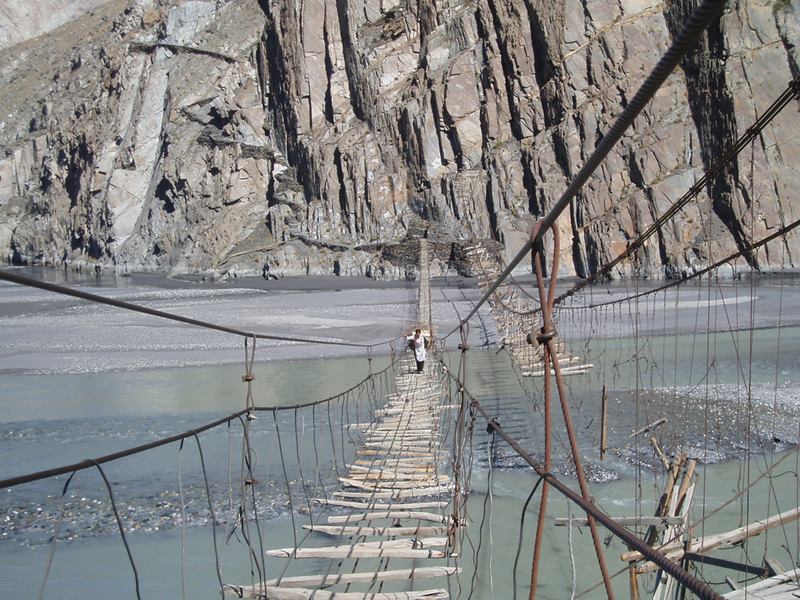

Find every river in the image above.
[1,269,798,599]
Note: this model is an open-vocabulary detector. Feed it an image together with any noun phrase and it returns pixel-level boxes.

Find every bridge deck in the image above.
[225,240,460,599]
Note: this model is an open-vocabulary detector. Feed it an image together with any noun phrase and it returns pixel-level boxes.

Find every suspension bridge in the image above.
[223,239,460,599]
[1,0,800,597]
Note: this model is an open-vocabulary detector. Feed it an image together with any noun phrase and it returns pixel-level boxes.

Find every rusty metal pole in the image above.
[532,221,616,599]
[529,223,553,600]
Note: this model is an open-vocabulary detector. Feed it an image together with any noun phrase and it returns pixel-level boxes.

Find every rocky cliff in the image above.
[0,0,798,280]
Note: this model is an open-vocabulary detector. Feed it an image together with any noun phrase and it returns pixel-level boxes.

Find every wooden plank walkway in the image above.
[225,239,460,599]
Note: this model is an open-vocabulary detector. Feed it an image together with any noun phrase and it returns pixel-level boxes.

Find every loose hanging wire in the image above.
[511,475,545,600]
[177,440,188,600]
[37,471,76,600]
[90,460,142,600]
[192,433,225,598]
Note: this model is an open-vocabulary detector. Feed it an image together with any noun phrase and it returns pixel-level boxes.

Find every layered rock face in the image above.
[0,0,798,279]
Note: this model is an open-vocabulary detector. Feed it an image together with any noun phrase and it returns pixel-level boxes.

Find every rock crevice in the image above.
[0,0,798,279]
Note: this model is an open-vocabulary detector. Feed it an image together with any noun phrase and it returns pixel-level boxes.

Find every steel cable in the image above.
[0,269,401,349]
[446,0,729,339]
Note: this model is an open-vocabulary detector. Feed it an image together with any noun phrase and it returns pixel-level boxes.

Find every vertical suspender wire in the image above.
[37,471,76,600]
[272,412,298,565]
[451,322,471,599]
[311,404,328,503]
[512,475,545,600]
[568,502,578,600]
[241,337,267,592]
[327,400,341,479]
[236,415,265,592]
[339,396,349,486]
[226,422,235,527]
[633,252,642,538]
[467,429,496,600]
[192,433,226,598]
[177,440,187,600]
[743,142,757,576]
[487,429,496,598]
[239,339,256,588]
[90,460,142,600]
[294,407,314,527]
[765,239,793,567]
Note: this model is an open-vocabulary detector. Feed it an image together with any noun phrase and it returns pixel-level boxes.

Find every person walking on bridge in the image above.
[406,328,429,373]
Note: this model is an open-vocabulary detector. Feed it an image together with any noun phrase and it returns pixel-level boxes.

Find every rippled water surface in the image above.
[1,272,799,599]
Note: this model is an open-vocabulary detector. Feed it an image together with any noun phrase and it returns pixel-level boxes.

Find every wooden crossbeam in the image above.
[225,567,461,594]
[266,537,448,559]
[223,585,450,599]
[313,498,448,510]
[331,485,451,499]
[304,524,448,537]
[326,510,446,524]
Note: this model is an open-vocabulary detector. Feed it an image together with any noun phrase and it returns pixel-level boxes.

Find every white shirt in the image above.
[407,334,427,362]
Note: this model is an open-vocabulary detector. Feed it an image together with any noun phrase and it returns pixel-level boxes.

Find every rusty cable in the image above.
[445,0,728,339]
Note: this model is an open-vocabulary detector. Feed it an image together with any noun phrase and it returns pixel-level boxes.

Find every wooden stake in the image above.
[600,384,608,461]
[628,562,640,600]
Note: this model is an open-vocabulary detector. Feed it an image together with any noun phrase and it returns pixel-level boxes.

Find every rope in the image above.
[445,0,728,338]
[512,476,545,600]
[439,365,725,600]
[236,414,266,591]
[568,503,577,600]
[90,460,142,600]
[565,215,800,311]
[177,441,188,600]
[553,76,800,306]
[0,359,398,490]
[0,269,399,349]
[37,472,76,600]
[192,434,225,598]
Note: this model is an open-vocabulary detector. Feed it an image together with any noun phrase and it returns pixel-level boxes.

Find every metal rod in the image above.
[472,401,724,600]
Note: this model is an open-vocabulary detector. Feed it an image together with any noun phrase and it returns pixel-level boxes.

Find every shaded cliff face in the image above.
[0,0,798,280]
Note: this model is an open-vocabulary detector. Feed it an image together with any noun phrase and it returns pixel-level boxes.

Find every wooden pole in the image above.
[600,384,608,461]
[628,562,640,600]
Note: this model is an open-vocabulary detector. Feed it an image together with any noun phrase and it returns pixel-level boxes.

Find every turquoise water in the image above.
[1,347,798,599]
[1,276,800,598]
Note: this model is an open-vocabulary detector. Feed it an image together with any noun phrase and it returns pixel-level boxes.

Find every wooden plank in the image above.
[345,471,447,482]
[347,464,435,474]
[265,537,448,559]
[304,525,448,537]
[354,458,436,466]
[332,486,451,499]
[339,477,446,491]
[624,506,800,566]
[356,450,435,458]
[226,567,461,593]
[223,586,450,599]
[723,569,800,598]
[327,510,446,524]
[313,498,448,510]
[365,440,438,446]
